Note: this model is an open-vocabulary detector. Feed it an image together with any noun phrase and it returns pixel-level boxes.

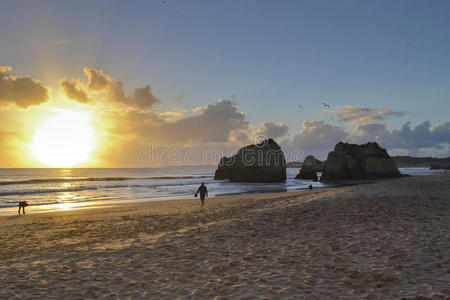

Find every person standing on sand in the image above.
[195,182,208,206]
[18,201,28,215]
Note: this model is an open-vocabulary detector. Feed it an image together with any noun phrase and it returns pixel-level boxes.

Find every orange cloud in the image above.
[61,67,161,109]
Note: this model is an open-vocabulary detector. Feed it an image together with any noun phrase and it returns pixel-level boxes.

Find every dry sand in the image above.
[0,174,449,299]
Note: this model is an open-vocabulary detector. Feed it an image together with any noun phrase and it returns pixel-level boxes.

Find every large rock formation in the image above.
[295,155,324,181]
[214,139,286,182]
[320,142,401,181]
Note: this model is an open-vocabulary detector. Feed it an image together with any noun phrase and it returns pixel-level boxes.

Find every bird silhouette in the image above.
[298,104,303,109]
[322,102,330,108]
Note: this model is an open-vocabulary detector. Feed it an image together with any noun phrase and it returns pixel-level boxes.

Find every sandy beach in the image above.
[0,174,449,299]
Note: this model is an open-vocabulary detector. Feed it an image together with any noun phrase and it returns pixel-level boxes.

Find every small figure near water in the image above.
[308,184,313,190]
[18,201,29,215]
[195,182,208,206]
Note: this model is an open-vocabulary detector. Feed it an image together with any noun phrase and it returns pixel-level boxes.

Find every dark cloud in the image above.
[60,79,90,103]
[337,120,449,158]
[0,66,49,108]
[131,85,161,109]
[352,121,450,150]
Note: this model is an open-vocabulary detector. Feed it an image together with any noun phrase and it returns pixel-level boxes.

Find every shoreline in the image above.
[0,173,419,216]
[0,183,339,216]
[1,173,448,298]
[0,167,442,215]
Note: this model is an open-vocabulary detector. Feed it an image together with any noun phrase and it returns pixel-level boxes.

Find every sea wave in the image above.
[0,175,212,186]
[0,181,202,197]
[0,186,100,196]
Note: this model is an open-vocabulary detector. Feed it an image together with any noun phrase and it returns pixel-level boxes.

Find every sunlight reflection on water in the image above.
[58,202,84,211]
[58,192,75,202]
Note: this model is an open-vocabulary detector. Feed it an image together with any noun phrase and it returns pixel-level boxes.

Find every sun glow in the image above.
[30,110,96,167]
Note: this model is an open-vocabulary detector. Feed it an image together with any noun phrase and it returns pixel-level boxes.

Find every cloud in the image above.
[104,99,250,145]
[60,79,90,103]
[352,123,387,140]
[254,121,289,139]
[278,118,450,159]
[155,99,249,144]
[89,99,251,166]
[158,110,185,120]
[61,67,161,109]
[229,130,250,144]
[288,120,349,151]
[54,68,449,164]
[318,105,449,155]
[84,67,112,91]
[330,105,404,126]
[361,121,449,149]
[0,66,49,108]
[344,120,450,157]
[431,122,450,143]
[83,67,161,109]
[131,85,161,109]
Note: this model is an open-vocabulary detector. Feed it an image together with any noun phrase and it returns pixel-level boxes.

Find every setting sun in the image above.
[30,110,95,167]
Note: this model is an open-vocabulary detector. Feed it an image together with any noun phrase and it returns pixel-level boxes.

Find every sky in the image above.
[0,0,449,167]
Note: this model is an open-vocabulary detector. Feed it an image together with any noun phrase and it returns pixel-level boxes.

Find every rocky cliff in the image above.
[321,142,401,181]
[295,155,323,181]
[214,139,286,182]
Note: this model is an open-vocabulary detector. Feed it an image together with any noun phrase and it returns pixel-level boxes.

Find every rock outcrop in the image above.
[214,139,286,182]
[320,142,401,181]
[430,163,450,170]
[295,155,323,181]
[392,156,450,168]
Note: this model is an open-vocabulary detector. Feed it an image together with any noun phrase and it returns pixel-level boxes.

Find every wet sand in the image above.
[0,174,449,298]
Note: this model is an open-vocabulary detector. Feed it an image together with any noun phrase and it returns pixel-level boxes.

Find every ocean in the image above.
[0,167,442,210]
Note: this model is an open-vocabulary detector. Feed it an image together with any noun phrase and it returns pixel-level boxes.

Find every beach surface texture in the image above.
[1,174,449,298]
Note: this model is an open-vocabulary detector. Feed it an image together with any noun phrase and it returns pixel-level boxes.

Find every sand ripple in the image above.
[0,174,449,298]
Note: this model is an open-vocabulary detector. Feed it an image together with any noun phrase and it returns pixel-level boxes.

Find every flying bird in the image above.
[322,102,330,108]
[298,104,303,109]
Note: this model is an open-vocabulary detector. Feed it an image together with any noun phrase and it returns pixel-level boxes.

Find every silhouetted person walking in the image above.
[18,201,28,215]
[195,182,208,206]
[308,184,313,190]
